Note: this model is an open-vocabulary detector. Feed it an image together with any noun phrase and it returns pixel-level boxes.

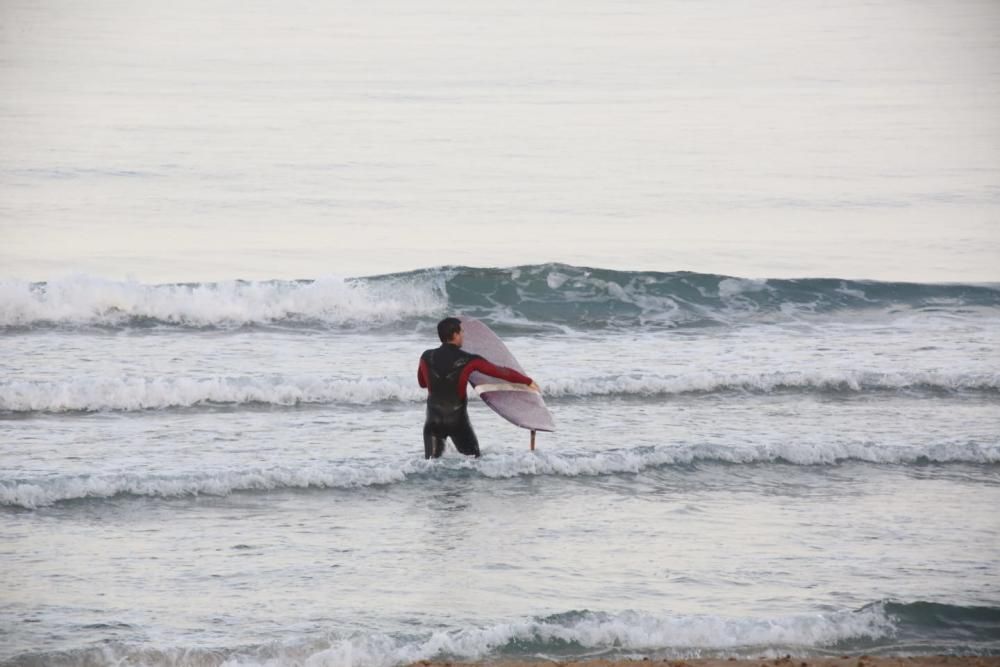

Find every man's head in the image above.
[437,317,463,346]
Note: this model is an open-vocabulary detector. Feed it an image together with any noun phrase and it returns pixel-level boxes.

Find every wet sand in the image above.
[408,656,1000,667]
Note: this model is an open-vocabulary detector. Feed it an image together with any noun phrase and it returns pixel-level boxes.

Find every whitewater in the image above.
[2,264,999,665]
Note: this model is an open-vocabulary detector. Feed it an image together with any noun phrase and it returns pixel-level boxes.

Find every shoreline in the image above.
[408,657,1000,667]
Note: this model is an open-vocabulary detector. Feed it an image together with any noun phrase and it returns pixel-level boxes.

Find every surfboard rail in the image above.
[473,383,541,396]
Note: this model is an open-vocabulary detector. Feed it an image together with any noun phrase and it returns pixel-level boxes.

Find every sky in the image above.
[1,0,999,283]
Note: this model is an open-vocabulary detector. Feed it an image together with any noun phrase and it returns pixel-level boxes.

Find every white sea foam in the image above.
[3,269,997,332]
[0,275,444,327]
[718,277,770,299]
[44,606,895,667]
[546,270,570,289]
[835,283,871,300]
[4,442,996,508]
[541,369,1000,397]
[2,370,996,413]
[474,440,1000,474]
[292,606,893,667]
[0,376,426,412]
[0,461,425,509]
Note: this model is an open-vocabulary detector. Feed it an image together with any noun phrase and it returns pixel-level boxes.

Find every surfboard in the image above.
[459,317,556,434]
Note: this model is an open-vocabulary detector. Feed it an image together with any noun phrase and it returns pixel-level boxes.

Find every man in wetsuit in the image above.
[418,317,537,459]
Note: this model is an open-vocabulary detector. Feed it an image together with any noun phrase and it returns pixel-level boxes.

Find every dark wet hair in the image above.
[437,317,462,343]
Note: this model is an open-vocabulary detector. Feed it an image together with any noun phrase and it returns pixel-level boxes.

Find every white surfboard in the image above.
[459,317,556,433]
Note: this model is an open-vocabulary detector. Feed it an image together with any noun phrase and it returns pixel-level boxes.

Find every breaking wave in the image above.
[2,370,997,413]
[0,274,444,330]
[4,443,997,509]
[2,264,998,330]
[8,602,1000,666]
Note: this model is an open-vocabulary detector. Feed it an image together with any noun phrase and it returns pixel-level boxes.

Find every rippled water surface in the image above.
[2,265,999,665]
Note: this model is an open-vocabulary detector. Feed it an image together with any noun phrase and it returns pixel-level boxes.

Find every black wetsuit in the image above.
[418,343,532,459]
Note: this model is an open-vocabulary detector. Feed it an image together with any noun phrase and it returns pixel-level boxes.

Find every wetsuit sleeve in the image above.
[418,358,429,388]
[463,358,533,386]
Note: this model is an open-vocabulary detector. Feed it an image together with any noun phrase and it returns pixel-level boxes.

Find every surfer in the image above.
[418,317,538,458]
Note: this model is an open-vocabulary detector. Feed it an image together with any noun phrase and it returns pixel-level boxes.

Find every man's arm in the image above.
[464,357,533,386]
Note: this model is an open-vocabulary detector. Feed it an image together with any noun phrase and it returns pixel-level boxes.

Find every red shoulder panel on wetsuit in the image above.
[417,358,429,388]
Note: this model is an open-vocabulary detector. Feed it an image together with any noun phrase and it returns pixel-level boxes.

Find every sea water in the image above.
[2,0,1000,665]
[1,267,999,664]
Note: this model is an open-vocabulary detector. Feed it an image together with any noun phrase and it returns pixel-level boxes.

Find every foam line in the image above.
[1,370,996,413]
[4,265,998,330]
[4,443,997,508]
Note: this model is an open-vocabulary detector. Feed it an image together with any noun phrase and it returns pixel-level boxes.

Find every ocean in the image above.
[2,0,1000,665]
[2,267,999,664]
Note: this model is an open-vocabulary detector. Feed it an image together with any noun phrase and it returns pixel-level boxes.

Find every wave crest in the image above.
[2,370,997,413]
[5,443,997,509]
[4,265,998,330]
[306,606,894,666]
[0,274,444,329]
[14,601,1000,666]
[0,375,424,412]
